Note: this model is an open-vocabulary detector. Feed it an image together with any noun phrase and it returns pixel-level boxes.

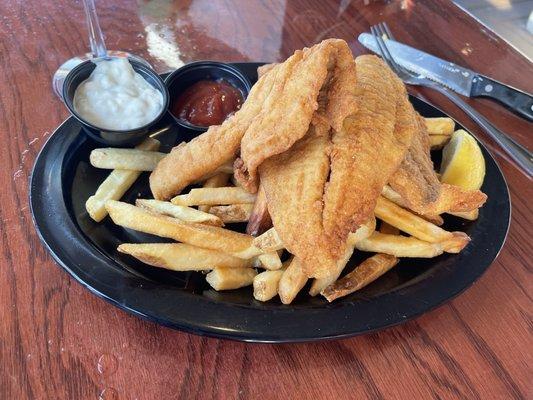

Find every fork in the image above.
[370,22,532,177]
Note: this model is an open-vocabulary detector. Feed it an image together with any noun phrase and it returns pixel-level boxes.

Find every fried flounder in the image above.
[260,122,336,278]
[389,115,487,214]
[150,39,354,200]
[235,39,358,193]
[149,54,287,200]
[322,56,416,252]
[260,55,416,278]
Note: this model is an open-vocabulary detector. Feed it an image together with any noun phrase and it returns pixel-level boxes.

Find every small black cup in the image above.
[62,58,169,147]
[165,61,252,134]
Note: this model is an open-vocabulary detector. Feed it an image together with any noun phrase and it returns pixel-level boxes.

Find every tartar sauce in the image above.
[74,58,164,131]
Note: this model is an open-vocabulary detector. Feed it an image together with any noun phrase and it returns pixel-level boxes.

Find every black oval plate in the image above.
[30,63,510,343]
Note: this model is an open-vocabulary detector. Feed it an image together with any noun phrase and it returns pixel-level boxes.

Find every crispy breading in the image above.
[150,39,355,200]
[322,55,415,251]
[235,39,358,193]
[257,63,276,79]
[260,55,418,278]
[321,254,399,302]
[245,184,272,236]
[389,115,487,214]
[149,48,304,200]
[260,122,337,278]
[150,40,485,282]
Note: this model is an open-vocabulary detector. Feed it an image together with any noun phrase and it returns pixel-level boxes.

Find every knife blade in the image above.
[358,32,533,121]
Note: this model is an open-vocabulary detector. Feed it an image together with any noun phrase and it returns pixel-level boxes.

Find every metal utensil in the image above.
[52,0,151,98]
[368,22,532,177]
[83,0,107,58]
[358,32,533,121]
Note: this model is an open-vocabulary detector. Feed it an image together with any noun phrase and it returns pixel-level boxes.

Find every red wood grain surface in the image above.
[1,1,531,399]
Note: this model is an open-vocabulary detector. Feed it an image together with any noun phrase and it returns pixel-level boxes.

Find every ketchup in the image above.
[171,79,244,127]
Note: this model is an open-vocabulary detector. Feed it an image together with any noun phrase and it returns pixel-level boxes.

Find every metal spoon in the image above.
[52,0,151,99]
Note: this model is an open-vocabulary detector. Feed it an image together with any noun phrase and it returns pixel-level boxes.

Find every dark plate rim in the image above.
[29,63,511,343]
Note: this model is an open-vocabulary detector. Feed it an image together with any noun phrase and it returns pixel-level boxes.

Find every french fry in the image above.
[246,184,272,236]
[424,117,455,136]
[198,173,230,212]
[201,172,231,188]
[209,204,254,223]
[136,199,223,226]
[86,138,160,222]
[322,254,399,302]
[310,218,376,296]
[448,209,479,221]
[253,269,285,301]
[376,197,469,253]
[379,221,399,235]
[171,187,256,207]
[90,148,165,171]
[105,201,262,259]
[309,244,355,296]
[441,232,470,253]
[252,227,284,252]
[118,243,252,271]
[430,134,450,149]
[381,186,443,225]
[278,257,308,304]
[257,251,283,270]
[375,196,454,243]
[356,232,444,258]
[206,267,257,291]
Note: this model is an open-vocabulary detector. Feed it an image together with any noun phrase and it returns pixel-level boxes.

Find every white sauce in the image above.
[74,58,164,131]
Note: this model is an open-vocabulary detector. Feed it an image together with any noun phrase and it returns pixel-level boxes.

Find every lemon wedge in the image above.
[440,129,485,190]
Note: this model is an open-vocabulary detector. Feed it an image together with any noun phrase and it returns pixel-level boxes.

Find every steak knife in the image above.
[358,33,533,121]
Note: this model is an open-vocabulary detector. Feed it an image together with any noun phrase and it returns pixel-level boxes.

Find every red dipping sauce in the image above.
[171,79,244,127]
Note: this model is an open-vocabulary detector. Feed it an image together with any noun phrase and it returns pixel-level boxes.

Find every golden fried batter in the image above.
[389,115,487,214]
[257,63,276,79]
[150,39,356,200]
[322,55,416,252]
[149,47,305,200]
[260,121,337,278]
[235,39,358,193]
[260,55,417,278]
[151,39,485,281]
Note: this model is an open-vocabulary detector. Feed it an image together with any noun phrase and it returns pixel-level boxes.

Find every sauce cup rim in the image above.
[62,58,170,135]
[164,60,252,132]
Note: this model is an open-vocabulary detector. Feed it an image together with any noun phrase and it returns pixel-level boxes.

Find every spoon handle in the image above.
[83,0,107,58]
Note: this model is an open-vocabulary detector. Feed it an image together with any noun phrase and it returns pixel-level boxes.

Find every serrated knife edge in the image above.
[358,32,473,96]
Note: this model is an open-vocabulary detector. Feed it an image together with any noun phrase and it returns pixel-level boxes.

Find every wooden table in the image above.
[1,1,531,398]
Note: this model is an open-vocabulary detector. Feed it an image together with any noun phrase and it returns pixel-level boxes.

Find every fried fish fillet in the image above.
[150,39,352,200]
[322,55,416,252]
[389,115,487,214]
[260,55,417,278]
[149,47,305,199]
[235,39,358,193]
[257,63,276,79]
[260,121,337,278]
